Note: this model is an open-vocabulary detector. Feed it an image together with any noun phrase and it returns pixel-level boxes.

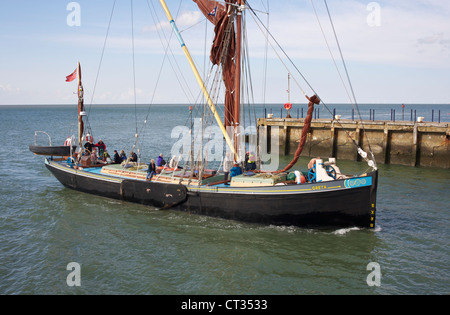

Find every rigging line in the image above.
[136,2,176,161]
[130,0,138,137]
[246,2,309,96]
[179,17,207,33]
[157,1,211,106]
[196,60,222,119]
[307,0,361,136]
[84,0,117,138]
[150,0,195,104]
[310,0,353,106]
[247,1,354,140]
[323,0,375,156]
[138,0,194,150]
[259,0,269,109]
[205,67,228,125]
[203,14,208,111]
[191,65,219,121]
[246,5,307,98]
[150,1,215,160]
[323,0,357,107]
[241,16,258,129]
[303,3,354,125]
[88,0,116,109]
[201,16,219,130]
[248,1,374,168]
[242,27,254,129]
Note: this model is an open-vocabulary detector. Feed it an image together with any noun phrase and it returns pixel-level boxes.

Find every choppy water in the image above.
[0,104,449,295]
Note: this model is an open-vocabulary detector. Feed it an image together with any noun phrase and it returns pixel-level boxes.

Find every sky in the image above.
[0,0,449,106]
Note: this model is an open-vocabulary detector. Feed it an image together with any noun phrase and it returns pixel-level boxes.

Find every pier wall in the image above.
[257,118,450,168]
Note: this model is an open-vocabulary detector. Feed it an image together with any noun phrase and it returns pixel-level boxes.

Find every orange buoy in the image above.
[284,102,292,110]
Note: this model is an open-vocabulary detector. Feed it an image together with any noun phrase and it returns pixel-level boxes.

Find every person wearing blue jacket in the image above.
[230,163,242,178]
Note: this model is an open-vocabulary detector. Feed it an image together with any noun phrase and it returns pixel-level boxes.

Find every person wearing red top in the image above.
[94,139,106,157]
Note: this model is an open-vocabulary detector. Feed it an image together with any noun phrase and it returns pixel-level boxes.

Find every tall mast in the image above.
[77,62,84,149]
[159,0,238,161]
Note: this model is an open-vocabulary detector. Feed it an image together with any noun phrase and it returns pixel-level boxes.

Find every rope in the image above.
[138,0,193,162]
[248,0,376,171]
[322,0,376,166]
[310,0,353,105]
[130,0,138,138]
[275,95,320,173]
[88,0,116,109]
[307,0,362,152]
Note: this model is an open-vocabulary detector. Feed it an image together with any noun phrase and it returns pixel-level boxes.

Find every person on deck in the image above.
[120,150,127,162]
[66,156,75,168]
[103,150,111,163]
[113,150,121,164]
[156,153,165,167]
[244,151,249,170]
[84,139,94,153]
[230,163,242,178]
[146,159,157,181]
[245,152,256,171]
[308,157,320,170]
[130,151,138,162]
[223,152,233,181]
[94,139,106,157]
[90,148,98,164]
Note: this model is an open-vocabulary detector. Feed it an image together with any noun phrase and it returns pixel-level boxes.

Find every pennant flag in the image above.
[208,6,217,17]
[66,69,77,82]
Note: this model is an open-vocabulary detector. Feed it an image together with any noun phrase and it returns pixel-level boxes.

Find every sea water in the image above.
[0,104,449,295]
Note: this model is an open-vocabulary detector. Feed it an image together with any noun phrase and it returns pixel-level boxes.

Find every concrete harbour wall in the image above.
[257,118,450,169]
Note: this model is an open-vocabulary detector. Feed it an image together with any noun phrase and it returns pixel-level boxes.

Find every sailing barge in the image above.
[45,159,377,228]
[35,0,378,229]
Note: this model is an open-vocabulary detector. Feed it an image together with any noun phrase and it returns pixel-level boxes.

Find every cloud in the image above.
[0,83,20,93]
[143,11,202,32]
[120,87,143,101]
[417,33,444,45]
[255,0,450,68]
[417,33,450,50]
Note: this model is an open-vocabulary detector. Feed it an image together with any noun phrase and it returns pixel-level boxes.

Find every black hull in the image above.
[45,161,187,209]
[45,160,378,229]
[181,184,376,228]
[30,145,77,156]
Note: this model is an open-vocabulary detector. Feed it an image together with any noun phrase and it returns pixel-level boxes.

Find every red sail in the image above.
[193,0,237,127]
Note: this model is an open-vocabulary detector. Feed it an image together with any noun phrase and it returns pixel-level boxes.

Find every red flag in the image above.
[66,69,77,82]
